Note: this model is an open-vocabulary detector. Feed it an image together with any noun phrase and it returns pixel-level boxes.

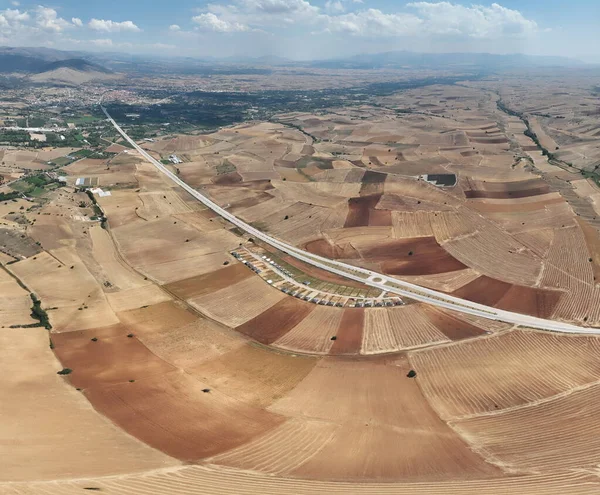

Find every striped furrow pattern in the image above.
[541,226,600,323]
[4,466,600,495]
[411,330,600,420]
[452,383,600,471]
[273,306,343,354]
[362,305,450,354]
[208,418,338,475]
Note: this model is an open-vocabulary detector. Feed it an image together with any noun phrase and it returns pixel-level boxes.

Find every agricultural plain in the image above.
[3,77,600,494]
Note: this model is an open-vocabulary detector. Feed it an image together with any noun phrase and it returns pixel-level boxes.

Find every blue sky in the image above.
[1,1,598,62]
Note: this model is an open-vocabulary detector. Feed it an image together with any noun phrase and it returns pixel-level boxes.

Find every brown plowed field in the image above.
[453,275,563,318]
[495,285,563,319]
[236,297,315,345]
[464,179,550,199]
[190,344,318,407]
[422,306,486,341]
[368,208,393,226]
[411,330,600,420]
[164,263,252,300]
[52,327,177,389]
[212,171,243,185]
[344,194,384,228]
[358,236,467,275]
[453,276,512,306]
[330,309,364,355]
[85,371,286,461]
[465,187,550,199]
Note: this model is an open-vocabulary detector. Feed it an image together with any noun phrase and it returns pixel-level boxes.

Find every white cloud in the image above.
[169,24,181,31]
[72,17,83,27]
[407,2,538,38]
[325,1,345,14]
[322,2,537,38]
[11,1,19,6]
[88,18,141,33]
[325,9,422,36]
[35,7,72,32]
[240,0,318,15]
[192,13,248,32]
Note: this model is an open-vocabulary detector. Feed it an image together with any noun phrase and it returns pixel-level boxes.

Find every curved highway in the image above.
[101,105,597,335]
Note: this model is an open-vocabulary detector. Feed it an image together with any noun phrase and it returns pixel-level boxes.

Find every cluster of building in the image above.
[231,248,405,309]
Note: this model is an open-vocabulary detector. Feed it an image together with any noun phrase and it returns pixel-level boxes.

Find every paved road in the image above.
[101,105,598,335]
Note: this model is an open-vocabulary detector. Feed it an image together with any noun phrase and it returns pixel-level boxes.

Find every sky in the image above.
[0,0,598,62]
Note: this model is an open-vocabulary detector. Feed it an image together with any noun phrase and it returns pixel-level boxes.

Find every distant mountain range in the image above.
[0,47,118,85]
[309,51,585,70]
[0,46,588,79]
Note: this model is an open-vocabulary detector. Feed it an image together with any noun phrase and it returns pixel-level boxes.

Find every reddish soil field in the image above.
[304,238,360,259]
[164,264,252,300]
[52,326,176,389]
[369,209,393,227]
[422,307,486,341]
[452,276,512,306]
[330,309,364,355]
[236,297,315,345]
[85,371,285,461]
[360,237,467,275]
[345,195,382,228]
[280,254,367,289]
[496,285,563,319]
[453,276,563,318]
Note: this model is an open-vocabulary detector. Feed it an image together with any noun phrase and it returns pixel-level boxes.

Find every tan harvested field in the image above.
[269,358,500,480]
[0,267,37,326]
[273,305,343,354]
[191,343,318,407]
[361,304,450,353]
[10,249,119,331]
[411,329,600,420]
[6,467,600,495]
[452,382,600,471]
[190,276,285,327]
